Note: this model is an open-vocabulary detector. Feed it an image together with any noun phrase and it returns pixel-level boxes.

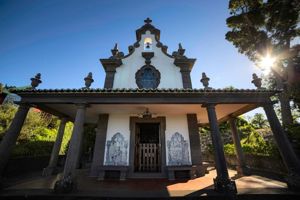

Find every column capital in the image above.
[18,103,31,109]
[179,65,191,72]
[202,103,217,109]
[75,103,88,109]
[228,116,238,121]
[59,117,68,123]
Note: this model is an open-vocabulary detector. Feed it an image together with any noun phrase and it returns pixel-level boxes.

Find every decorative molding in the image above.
[136,18,161,42]
[122,45,135,58]
[167,132,191,166]
[105,132,128,166]
[128,116,166,178]
[142,52,154,65]
[156,41,173,58]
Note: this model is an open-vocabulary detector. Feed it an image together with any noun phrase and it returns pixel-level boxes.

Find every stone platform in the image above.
[0,168,299,199]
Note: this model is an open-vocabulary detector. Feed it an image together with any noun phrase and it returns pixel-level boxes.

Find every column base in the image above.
[42,167,59,176]
[54,174,77,193]
[236,166,251,176]
[191,164,208,178]
[213,176,237,194]
[286,173,300,191]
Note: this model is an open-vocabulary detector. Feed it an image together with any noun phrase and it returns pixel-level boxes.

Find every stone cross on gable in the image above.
[144,17,152,24]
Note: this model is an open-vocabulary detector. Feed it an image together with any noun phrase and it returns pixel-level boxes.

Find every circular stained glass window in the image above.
[135,65,160,89]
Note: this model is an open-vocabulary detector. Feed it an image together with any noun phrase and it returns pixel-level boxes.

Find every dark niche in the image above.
[135,65,160,89]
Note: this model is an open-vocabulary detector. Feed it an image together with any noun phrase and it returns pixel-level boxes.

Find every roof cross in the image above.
[144,17,152,24]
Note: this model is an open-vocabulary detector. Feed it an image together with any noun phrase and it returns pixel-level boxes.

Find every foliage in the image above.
[201,114,279,157]
[223,133,279,157]
[286,123,300,154]
[12,141,54,157]
[0,103,73,157]
[226,0,300,61]
[82,124,96,155]
[289,67,300,108]
[250,113,269,129]
[60,122,73,155]
[226,0,300,107]
[223,143,236,155]
[0,102,17,139]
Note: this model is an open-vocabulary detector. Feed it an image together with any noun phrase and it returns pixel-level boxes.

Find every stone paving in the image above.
[0,168,296,198]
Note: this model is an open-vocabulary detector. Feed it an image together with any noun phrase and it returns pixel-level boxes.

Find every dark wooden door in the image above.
[135,123,161,172]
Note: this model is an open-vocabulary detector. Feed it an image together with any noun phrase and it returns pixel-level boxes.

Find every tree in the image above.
[226,0,300,127]
[251,113,269,129]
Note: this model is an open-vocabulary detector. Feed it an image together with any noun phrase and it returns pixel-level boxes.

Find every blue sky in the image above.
[0,0,262,90]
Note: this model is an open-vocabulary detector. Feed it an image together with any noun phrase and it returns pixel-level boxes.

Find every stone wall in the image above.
[3,155,65,177]
[202,153,286,176]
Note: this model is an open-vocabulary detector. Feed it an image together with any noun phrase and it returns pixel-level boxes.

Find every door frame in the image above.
[128,116,166,178]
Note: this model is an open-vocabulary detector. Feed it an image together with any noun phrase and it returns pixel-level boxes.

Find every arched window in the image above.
[136,65,160,89]
[144,37,152,51]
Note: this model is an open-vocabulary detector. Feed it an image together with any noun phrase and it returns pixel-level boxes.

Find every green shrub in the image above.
[224,144,235,155]
[1,103,74,157]
[12,141,54,157]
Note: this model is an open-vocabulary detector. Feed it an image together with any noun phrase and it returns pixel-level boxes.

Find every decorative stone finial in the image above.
[200,72,211,89]
[139,108,153,119]
[30,73,42,89]
[110,43,124,59]
[84,72,94,89]
[144,17,152,24]
[251,73,262,89]
[178,43,185,56]
[111,43,119,56]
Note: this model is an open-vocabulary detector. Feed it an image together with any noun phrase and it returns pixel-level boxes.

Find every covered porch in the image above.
[0,88,300,194]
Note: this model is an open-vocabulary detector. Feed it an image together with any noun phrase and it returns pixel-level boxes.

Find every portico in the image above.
[1,87,299,192]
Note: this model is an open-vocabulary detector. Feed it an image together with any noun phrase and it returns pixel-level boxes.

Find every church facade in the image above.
[93,18,205,180]
[1,18,300,193]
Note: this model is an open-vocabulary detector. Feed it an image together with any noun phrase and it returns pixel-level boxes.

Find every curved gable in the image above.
[100,18,196,89]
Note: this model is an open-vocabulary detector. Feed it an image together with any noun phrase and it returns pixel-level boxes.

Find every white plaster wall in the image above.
[165,114,192,166]
[113,31,183,89]
[103,114,130,166]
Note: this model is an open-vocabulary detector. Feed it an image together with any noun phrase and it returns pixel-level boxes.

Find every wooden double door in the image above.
[134,123,161,172]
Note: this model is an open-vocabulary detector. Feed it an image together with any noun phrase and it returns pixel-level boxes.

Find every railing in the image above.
[138,143,160,172]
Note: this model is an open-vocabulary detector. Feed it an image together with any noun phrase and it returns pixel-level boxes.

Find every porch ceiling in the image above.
[40,103,257,125]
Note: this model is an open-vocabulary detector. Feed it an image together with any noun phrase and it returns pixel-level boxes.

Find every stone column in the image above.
[100,59,122,89]
[174,58,195,89]
[63,104,86,178]
[42,118,67,176]
[0,104,30,177]
[206,104,236,193]
[90,114,109,177]
[229,118,248,176]
[180,66,192,89]
[76,123,86,169]
[54,104,86,193]
[104,69,116,88]
[187,114,204,177]
[263,103,300,190]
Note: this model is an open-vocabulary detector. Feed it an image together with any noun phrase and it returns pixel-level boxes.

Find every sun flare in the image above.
[257,54,276,75]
